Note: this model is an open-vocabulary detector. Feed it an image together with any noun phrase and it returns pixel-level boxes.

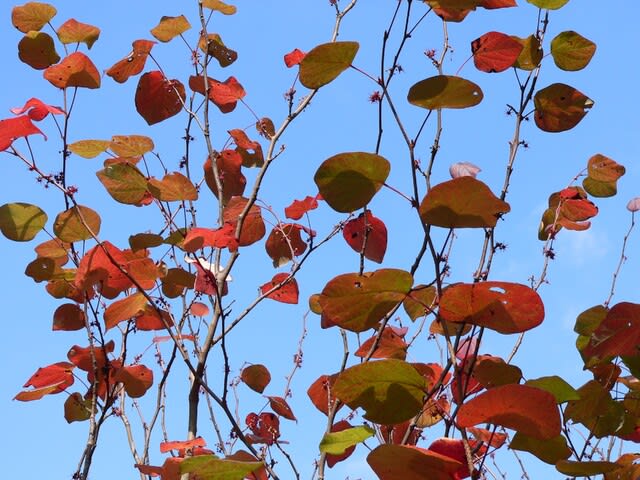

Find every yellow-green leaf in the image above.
[57,19,100,49]
[408,75,483,110]
[0,202,47,241]
[319,425,375,455]
[97,163,149,205]
[53,205,101,242]
[551,31,596,71]
[526,0,570,9]
[299,41,359,89]
[68,139,110,159]
[110,135,154,156]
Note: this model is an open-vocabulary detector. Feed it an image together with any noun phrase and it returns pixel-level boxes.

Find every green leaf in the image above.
[180,455,263,480]
[314,152,390,213]
[534,83,593,133]
[0,202,47,241]
[526,0,570,9]
[565,380,626,438]
[53,205,101,242]
[509,432,571,465]
[420,176,510,228]
[64,392,92,423]
[333,359,427,425]
[319,425,375,455]
[556,460,621,477]
[512,34,542,71]
[299,41,359,89]
[525,376,580,403]
[97,163,149,205]
[408,75,483,109]
[551,31,596,71]
[317,269,413,332]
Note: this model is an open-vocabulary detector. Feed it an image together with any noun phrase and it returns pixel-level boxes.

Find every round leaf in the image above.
[551,31,596,71]
[511,34,542,70]
[534,83,593,133]
[97,163,149,205]
[0,202,47,241]
[367,445,463,480]
[18,31,60,70]
[53,205,101,242]
[135,71,185,125]
[299,41,359,89]
[241,364,271,393]
[150,15,191,43]
[314,152,390,213]
[408,75,483,109]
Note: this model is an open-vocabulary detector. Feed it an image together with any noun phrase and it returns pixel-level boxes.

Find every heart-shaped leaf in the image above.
[135,71,185,125]
[534,83,593,132]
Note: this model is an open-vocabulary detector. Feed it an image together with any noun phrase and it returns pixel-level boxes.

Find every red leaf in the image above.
[204,150,246,204]
[10,98,64,121]
[428,438,472,479]
[265,223,309,267]
[241,364,271,393]
[284,194,321,220]
[260,272,299,304]
[22,361,75,391]
[135,71,185,125]
[189,75,245,113]
[228,128,259,150]
[284,48,306,67]
[307,374,341,415]
[354,326,408,360]
[75,241,132,299]
[0,115,45,150]
[160,437,207,453]
[583,302,640,360]
[267,396,297,421]
[183,224,239,252]
[106,39,156,83]
[479,0,516,8]
[113,364,153,398]
[223,196,266,247]
[245,412,280,445]
[43,52,101,89]
[342,210,387,263]
[67,340,115,372]
[472,31,523,73]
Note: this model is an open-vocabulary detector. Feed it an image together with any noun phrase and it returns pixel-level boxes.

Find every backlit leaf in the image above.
[148,172,198,201]
[582,302,640,360]
[202,0,237,14]
[199,33,237,67]
[241,364,271,393]
[22,361,74,390]
[285,195,320,220]
[44,52,100,89]
[189,75,245,113]
[368,444,463,480]
[104,291,146,330]
[582,154,625,198]
[67,340,114,371]
[10,97,64,121]
[106,39,156,83]
[333,359,427,424]
[52,303,85,331]
[299,41,358,89]
[267,396,296,421]
[18,31,60,70]
[408,75,483,109]
[512,34,543,70]
[556,460,621,476]
[284,48,306,67]
[534,83,593,132]
[14,382,64,401]
[342,210,387,263]
[354,326,408,360]
[265,223,308,267]
[57,19,100,49]
[439,282,544,334]
[525,375,580,403]
[317,269,413,332]
[0,202,47,241]
[64,392,92,423]
[180,455,263,479]
[320,425,374,455]
[0,115,45,150]
[551,31,596,71]
[510,432,571,465]
[97,162,149,205]
[110,135,154,157]
[114,364,153,398]
[150,15,191,42]
[204,150,246,204]
[565,380,625,437]
[471,31,523,73]
[403,285,437,321]
[135,71,185,125]
[307,374,340,416]
[53,205,101,242]
[160,437,207,453]
[223,197,265,246]
[314,152,390,213]
[12,2,57,33]
[457,384,561,439]
[420,176,510,228]
[526,0,570,10]
[260,273,299,304]
[68,139,110,158]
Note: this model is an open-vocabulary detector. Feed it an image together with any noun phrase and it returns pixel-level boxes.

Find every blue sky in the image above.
[1,1,640,479]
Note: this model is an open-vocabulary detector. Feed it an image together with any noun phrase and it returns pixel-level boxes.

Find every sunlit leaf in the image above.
[267,396,296,421]
[110,135,154,157]
[189,75,245,113]
[67,139,109,158]
[135,71,185,125]
[582,154,625,198]
[204,150,246,204]
[104,291,146,330]
[44,52,100,89]
[150,15,191,42]
[320,425,374,455]
[0,202,47,241]
[299,41,358,89]
[420,176,510,228]
[439,281,544,334]
[284,48,306,67]
[354,326,408,360]
[223,197,265,246]
[457,384,561,439]
[106,39,155,83]
[534,83,593,133]
[202,0,237,14]
[180,455,263,479]
[18,31,60,70]
[317,269,413,332]
[53,205,101,242]
[333,359,427,424]
[565,380,625,438]
[314,152,390,213]
[525,375,580,403]
[408,75,483,109]
[97,162,149,205]
[148,172,198,201]
[11,2,57,33]
[551,31,596,71]
[160,437,207,453]
[307,374,340,416]
[582,302,640,361]
[0,115,45,150]
[14,382,65,401]
[285,195,320,220]
[241,364,271,393]
[526,0,570,10]
[265,223,308,267]
[10,97,64,121]
[471,31,523,73]
[57,19,100,49]
[403,285,437,321]
[368,444,463,480]
[114,364,153,398]
[260,273,299,304]
[342,210,387,263]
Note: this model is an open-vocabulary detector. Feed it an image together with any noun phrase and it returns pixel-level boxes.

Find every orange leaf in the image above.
[284,48,306,67]
[189,75,245,113]
[56,19,100,49]
[106,39,156,83]
[368,444,463,480]
[190,302,210,317]
[471,31,523,73]
[67,340,114,372]
[52,303,86,331]
[284,195,321,220]
[222,197,266,247]
[22,361,75,390]
[114,364,153,398]
[241,364,271,393]
[160,437,207,453]
[267,396,297,421]
[44,52,100,89]
[104,292,147,330]
[260,273,299,304]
